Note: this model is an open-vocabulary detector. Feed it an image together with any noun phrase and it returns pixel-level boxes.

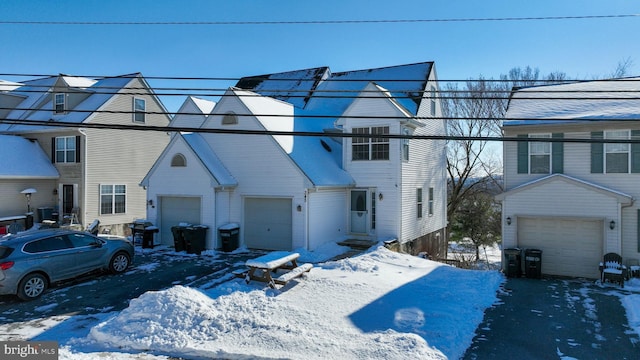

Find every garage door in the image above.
[518,217,603,279]
[159,197,201,246]
[244,198,292,251]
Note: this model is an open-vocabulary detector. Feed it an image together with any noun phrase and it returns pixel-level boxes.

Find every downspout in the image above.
[78,128,87,225]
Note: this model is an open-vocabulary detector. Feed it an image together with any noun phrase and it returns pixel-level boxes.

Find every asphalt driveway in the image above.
[0,247,259,327]
[463,277,640,360]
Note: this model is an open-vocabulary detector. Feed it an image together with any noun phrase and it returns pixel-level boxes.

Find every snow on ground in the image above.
[50,245,503,359]
[5,242,640,360]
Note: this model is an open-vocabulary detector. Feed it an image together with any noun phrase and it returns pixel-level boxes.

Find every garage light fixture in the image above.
[609,220,615,230]
[506,217,512,226]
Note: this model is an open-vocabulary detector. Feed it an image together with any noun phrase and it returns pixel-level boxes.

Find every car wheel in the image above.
[17,273,48,301]
[109,252,130,274]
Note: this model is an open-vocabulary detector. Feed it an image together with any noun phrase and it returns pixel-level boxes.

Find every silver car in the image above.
[0,229,134,301]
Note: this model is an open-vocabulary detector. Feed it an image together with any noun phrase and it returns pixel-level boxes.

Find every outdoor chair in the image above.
[626,259,640,279]
[599,252,626,288]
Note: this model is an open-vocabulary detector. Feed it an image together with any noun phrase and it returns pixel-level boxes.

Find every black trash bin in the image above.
[218,223,239,252]
[130,220,153,247]
[504,248,522,278]
[184,225,208,255]
[171,225,188,252]
[524,249,543,279]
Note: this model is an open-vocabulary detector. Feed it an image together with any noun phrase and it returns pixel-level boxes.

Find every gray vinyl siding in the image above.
[0,179,58,219]
[83,78,170,226]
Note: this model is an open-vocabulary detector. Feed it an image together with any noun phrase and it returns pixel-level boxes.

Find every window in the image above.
[68,233,99,248]
[371,192,376,230]
[428,187,434,216]
[605,130,630,173]
[222,112,238,125]
[54,93,65,114]
[430,86,436,116]
[171,154,186,167]
[529,134,551,174]
[402,128,410,161]
[417,188,423,218]
[24,236,72,253]
[55,136,77,163]
[352,126,389,161]
[133,98,146,123]
[100,185,126,215]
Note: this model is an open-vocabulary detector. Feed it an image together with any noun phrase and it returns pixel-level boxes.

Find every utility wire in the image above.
[0,14,638,26]
[1,117,638,144]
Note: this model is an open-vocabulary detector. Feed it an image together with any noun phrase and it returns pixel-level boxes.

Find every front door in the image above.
[350,190,368,234]
[62,185,74,215]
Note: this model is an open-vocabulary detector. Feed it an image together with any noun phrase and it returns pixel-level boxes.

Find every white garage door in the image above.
[160,197,201,246]
[244,198,292,251]
[518,217,603,279]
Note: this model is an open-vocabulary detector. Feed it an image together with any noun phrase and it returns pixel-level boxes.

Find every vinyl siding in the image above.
[308,189,347,250]
[83,78,170,226]
[0,179,58,219]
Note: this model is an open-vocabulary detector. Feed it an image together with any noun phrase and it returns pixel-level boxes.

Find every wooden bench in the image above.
[244,251,313,288]
[599,252,627,288]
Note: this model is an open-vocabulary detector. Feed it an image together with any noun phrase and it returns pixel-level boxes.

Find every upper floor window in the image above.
[428,187,434,216]
[352,126,389,161]
[100,184,126,215]
[171,154,186,167]
[133,98,146,123]
[430,86,436,116]
[55,136,77,163]
[517,133,564,174]
[529,134,551,174]
[591,130,640,174]
[54,93,65,114]
[222,112,238,125]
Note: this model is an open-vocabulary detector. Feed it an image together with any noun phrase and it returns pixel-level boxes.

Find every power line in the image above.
[1,117,638,144]
[0,14,638,26]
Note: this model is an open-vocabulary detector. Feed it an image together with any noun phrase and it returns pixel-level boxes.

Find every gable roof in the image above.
[0,135,59,179]
[0,73,151,133]
[495,173,633,204]
[504,77,640,126]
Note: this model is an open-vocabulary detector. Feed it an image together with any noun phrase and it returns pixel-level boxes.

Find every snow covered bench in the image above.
[244,251,312,288]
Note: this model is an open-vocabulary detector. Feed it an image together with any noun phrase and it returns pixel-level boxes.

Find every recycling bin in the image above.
[184,225,208,255]
[504,248,522,278]
[524,249,543,279]
[171,225,188,252]
[218,223,239,252]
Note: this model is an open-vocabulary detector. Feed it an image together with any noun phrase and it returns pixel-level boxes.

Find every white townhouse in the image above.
[0,74,171,234]
[142,63,448,255]
[497,77,640,279]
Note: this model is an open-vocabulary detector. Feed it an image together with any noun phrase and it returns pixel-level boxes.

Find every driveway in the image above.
[0,247,259,328]
[463,277,640,360]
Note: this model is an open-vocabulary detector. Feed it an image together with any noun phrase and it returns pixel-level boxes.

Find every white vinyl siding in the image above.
[308,190,347,250]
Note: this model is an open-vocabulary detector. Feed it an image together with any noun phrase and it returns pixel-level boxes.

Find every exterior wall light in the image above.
[506,217,512,226]
[609,220,616,230]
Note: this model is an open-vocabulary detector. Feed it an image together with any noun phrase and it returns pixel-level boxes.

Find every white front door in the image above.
[350,190,368,234]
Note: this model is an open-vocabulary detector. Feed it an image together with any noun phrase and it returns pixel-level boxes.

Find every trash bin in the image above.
[171,225,188,252]
[218,223,239,252]
[142,226,159,249]
[130,219,153,246]
[504,248,522,278]
[184,225,208,255]
[524,249,543,279]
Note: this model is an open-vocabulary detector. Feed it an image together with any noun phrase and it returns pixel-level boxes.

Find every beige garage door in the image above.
[159,196,201,246]
[518,217,603,279]
[244,198,292,251]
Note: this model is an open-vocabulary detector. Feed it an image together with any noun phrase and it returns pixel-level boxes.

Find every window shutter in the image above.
[637,209,640,252]
[631,130,640,173]
[75,136,81,162]
[517,134,529,174]
[51,137,56,163]
[591,131,603,173]
[552,133,564,173]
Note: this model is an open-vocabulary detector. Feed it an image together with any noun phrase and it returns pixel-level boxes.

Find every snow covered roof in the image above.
[504,77,640,126]
[0,135,59,179]
[181,132,237,187]
[190,96,216,115]
[0,74,138,132]
[0,79,23,92]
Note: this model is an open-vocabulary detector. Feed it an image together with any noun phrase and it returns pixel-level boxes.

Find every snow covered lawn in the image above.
[42,245,502,359]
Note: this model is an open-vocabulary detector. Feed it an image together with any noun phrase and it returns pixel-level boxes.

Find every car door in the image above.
[23,235,76,282]
[65,233,108,275]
